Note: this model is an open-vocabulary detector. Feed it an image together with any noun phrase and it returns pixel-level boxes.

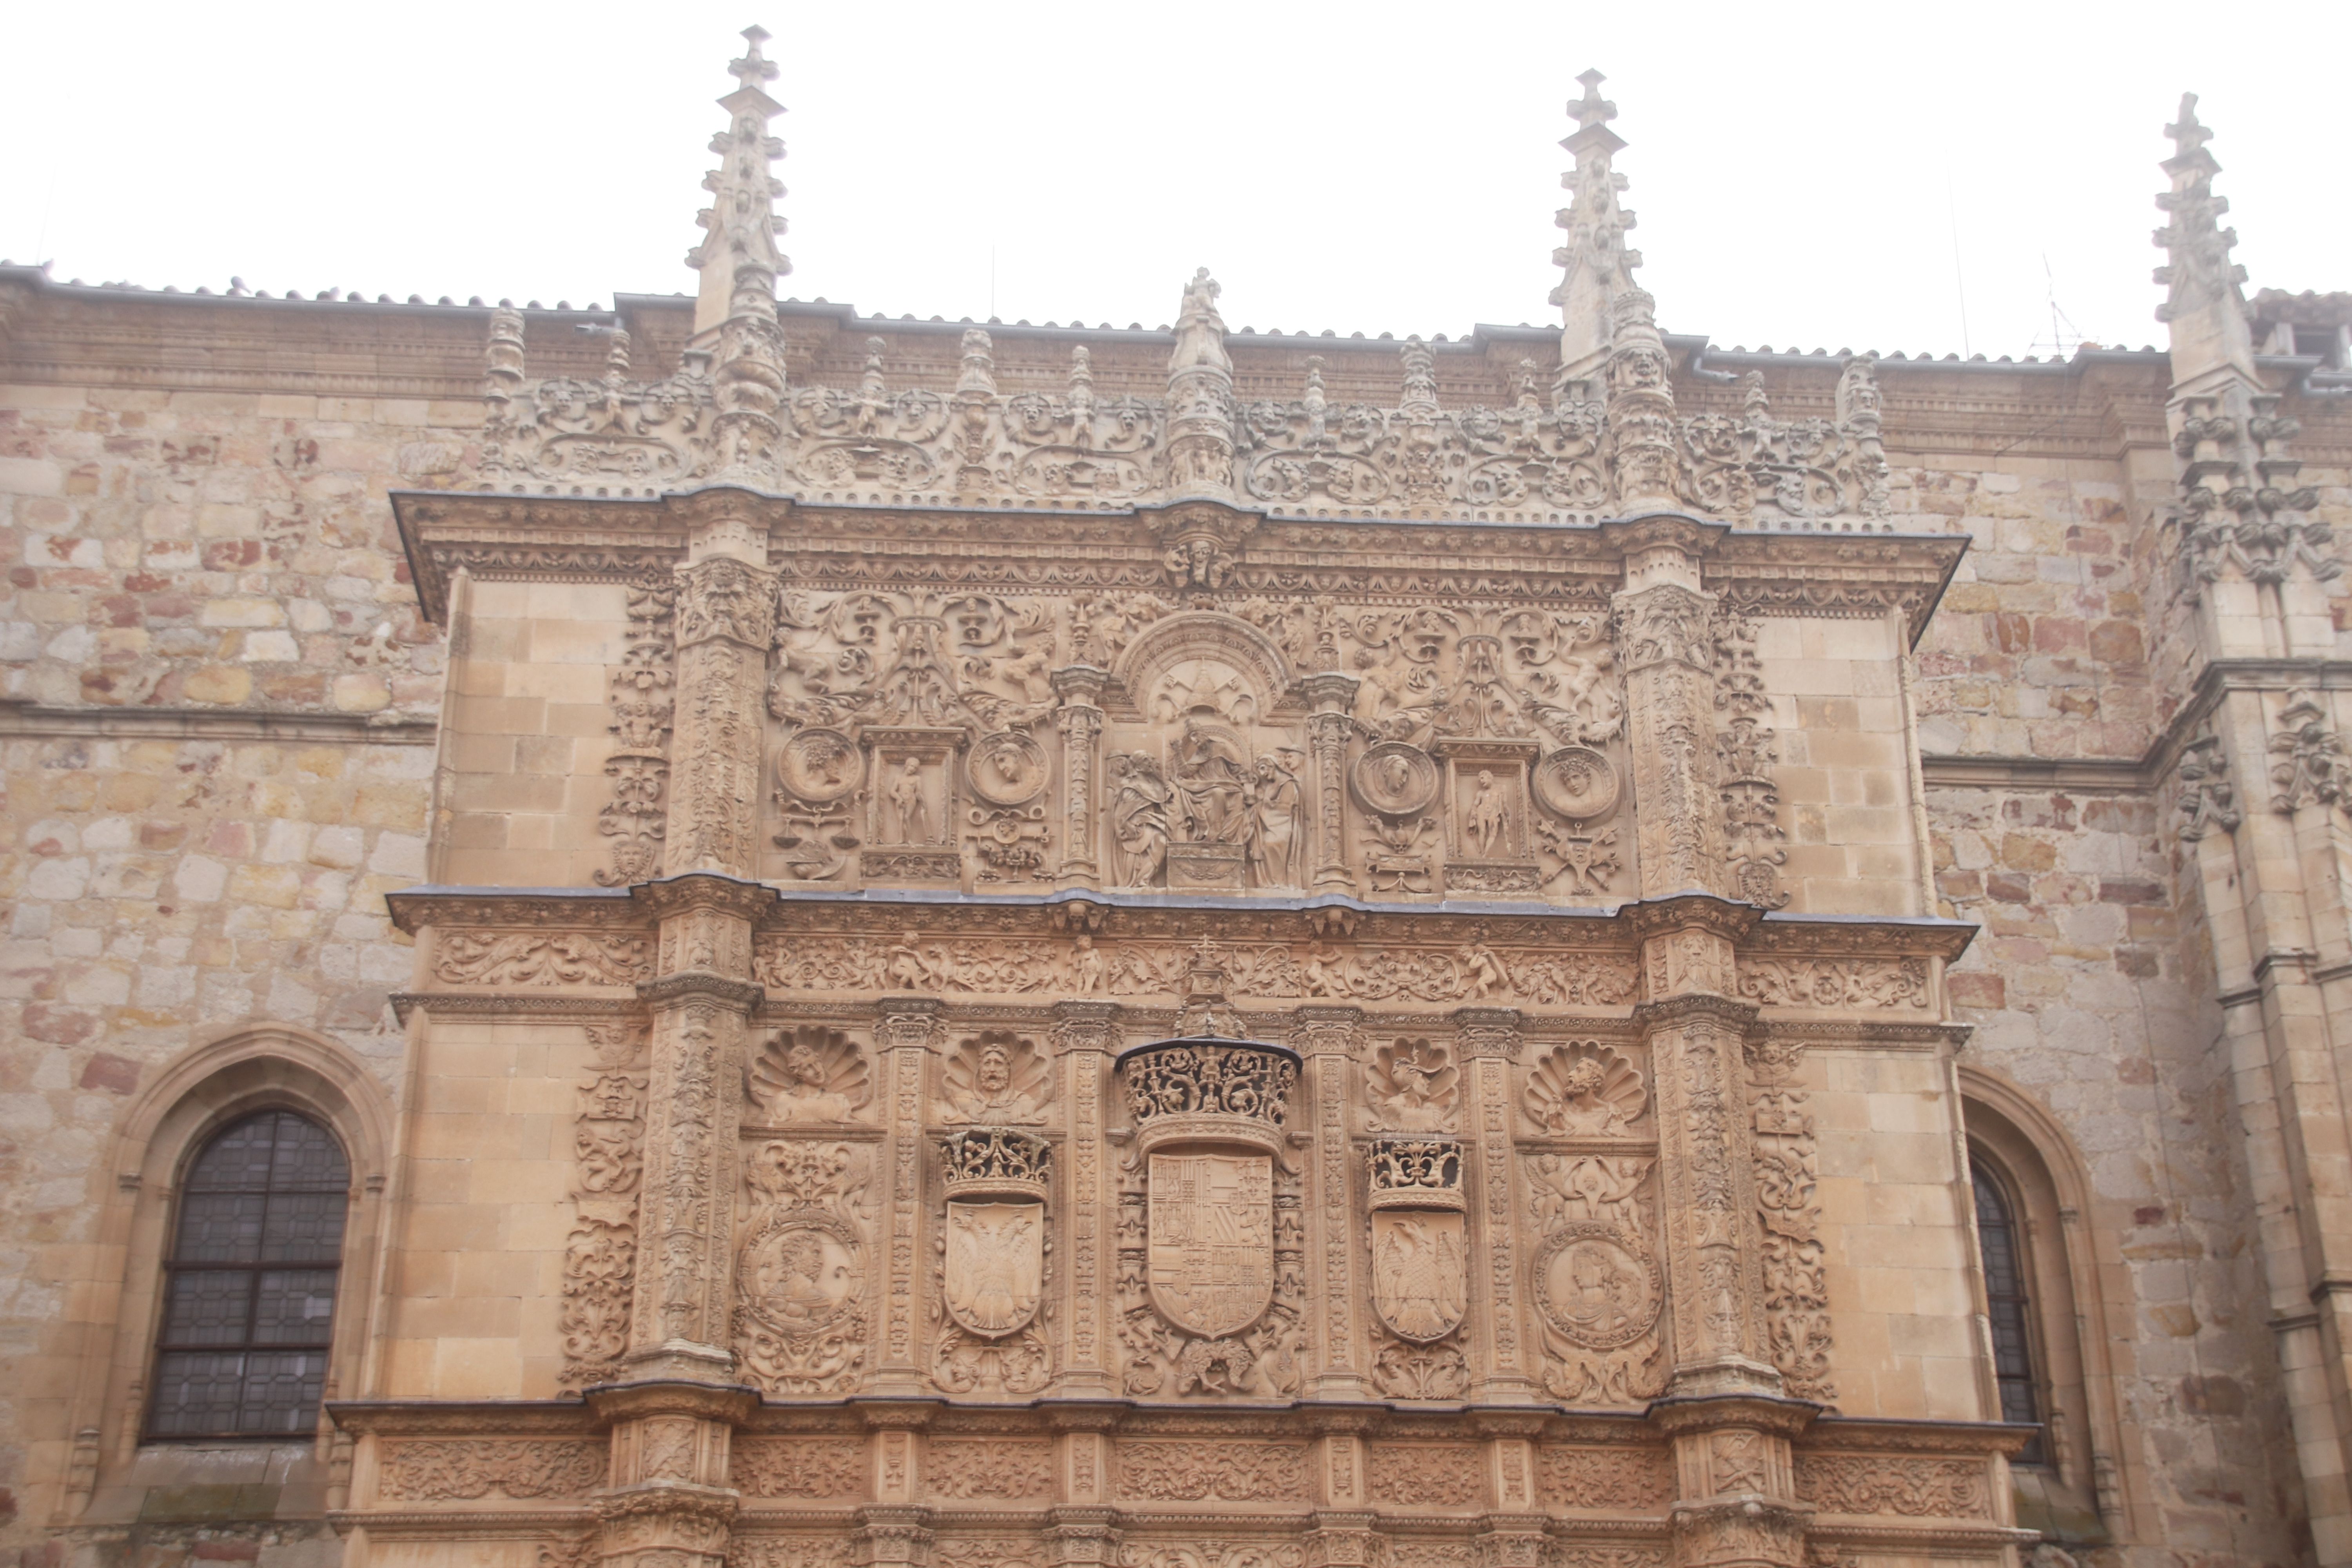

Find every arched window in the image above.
[1971,1159,2047,1466]
[148,1109,350,1438]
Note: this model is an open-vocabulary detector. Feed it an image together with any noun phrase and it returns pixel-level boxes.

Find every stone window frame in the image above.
[1959,1065,2134,1544]
[56,1023,394,1518]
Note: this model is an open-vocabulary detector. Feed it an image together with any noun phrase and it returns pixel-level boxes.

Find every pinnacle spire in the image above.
[689,25,791,488]
[2153,90,2255,386]
[688,24,790,338]
[1551,69,1643,379]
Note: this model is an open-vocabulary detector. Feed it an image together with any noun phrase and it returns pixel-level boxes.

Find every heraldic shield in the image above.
[1147,1151,1274,1339]
[1370,1209,1468,1343]
[944,1199,1045,1337]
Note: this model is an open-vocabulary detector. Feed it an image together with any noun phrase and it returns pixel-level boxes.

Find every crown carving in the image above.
[938,1127,1053,1203]
[1116,1036,1300,1156]
[1368,1135,1466,1212]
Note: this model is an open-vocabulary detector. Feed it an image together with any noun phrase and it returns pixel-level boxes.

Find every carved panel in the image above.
[1365,1443,1484,1508]
[378,1441,607,1501]
[434,931,653,987]
[746,1025,872,1125]
[926,1439,1056,1501]
[733,1439,867,1500]
[935,1031,1053,1124]
[1114,1441,1310,1503]
[1794,1454,1992,1517]
[1535,1445,1674,1510]
[560,1022,648,1392]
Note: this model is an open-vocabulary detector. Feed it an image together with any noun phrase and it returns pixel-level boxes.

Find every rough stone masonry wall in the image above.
[0,335,486,1557]
[1893,373,2352,1567]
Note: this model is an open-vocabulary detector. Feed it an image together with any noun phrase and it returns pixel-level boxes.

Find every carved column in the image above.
[609,867,769,1568]
[1608,517,1725,899]
[1457,1007,1535,1401]
[855,1405,934,1568]
[1298,1005,1367,1397]
[873,999,941,1394]
[1053,666,1109,887]
[663,502,777,881]
[1301,673,1361,892]
[1053,1001,1121,1395]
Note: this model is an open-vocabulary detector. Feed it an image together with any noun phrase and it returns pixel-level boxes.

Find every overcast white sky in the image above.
[3,1,2344,359]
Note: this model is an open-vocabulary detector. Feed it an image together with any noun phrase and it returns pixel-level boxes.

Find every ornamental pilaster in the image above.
[591,1383,757,1568]
[1648,1394,1815,1568]
[1608,518,1727,899]
[874,999,943,1393]
[1301,673,1361,892]
[664,522,778,880]
[1627,898,1776,1401]
[1053,1002,1122,1394]
[1053,666,1109,887]
[1298,1005,1367,1396]
[626,877,770,1383]
[1456,1007,1535,1401]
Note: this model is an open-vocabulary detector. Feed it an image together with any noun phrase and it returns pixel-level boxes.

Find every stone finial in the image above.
[2153,91,2256,387]
[688,25,791,489]
[1552,69,1644,381]
[1164,269,1236,498]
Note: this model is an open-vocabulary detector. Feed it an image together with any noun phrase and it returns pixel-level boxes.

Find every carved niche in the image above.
[934,1128,1054,1394]
[735,1140,871,1396]
[1524,1040,1649,1136]
[1114,1037,1304,1397]
[1364,1037,1459,1132]
[747,1025,873,1125]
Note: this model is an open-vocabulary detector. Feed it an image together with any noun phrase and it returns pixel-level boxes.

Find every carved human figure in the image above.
[1366,1038,1458,1131]
[749,1027,871,1125]
[935,1034,1052,1125]
[886,929,935,992]
[1071,934,1106,993]
[1466,769,1509,857]
[1461,939,1508,1000]
[1110,752,1172,887]
[1170,267,1230,374]
[1171,721,1250,843]
[885,757,932,844]
[1245,755,1303,886]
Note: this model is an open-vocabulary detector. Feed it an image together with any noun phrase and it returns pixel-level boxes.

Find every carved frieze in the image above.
[1535,1444,1674,1510]
[1114,1441,1310,1503]
[925,1439,1055,1501]
[1365,1443,1484,1508]
[378,1440,608,1501]
[1793,1454,1991,1517]
[435,931,654,987]
[732,1439,867,1500]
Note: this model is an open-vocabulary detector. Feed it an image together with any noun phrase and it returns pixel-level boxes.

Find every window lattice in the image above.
[148,1110,349,1438]
[1971,1162,2047,1465]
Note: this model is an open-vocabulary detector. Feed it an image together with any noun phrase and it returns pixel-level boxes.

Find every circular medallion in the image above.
[1532,1223,1662,1350]
[1350,740,1441,818]
[777,728,862,804]
[1532,745,1621,822]
[737,1212,863,1334]
[967,730,1049,807]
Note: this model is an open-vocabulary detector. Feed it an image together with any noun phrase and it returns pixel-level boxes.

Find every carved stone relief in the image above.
[933,1128,1053,1395]
[1365,1038,1459,1132]
[734,1140,870,1395]
[746,1025,873,1124]
[935,1031,1053,1124]
[560,1022,649,1392]
[1748,1037,1833,1403]
[731,1439,867,1500]
[1524,1041,1648,1136]
[1526,1151,1666,1403]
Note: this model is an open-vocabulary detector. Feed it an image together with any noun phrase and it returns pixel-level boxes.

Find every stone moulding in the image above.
[391,488,1966,641]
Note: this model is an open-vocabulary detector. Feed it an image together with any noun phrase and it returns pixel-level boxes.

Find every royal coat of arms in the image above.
[943,1200,1045,1337]
[1147,1152,1274,1338]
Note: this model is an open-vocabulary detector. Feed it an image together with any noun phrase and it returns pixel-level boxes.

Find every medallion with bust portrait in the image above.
[1350,739,1441,818]
[967,730,1049,808]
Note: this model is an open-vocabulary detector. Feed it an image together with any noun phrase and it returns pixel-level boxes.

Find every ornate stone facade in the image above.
[7,39,2350,1568]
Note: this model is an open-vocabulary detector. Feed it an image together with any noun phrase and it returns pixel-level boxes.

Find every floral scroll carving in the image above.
[1749,1037,1834,1403]
[1794,1454,1990,1517]
[560,1022,648,1392]
[434,931,653,987]
[377,1441,607,1501]
[731,1439,867,1499]
[1713,608,1789,909]
[734,1140,870,1396]
[595,568,677,887]
[1536,1445,1675,1510]
[924,1440,1054,1501]
[1365,1443,1484,1508]
[1737,957,1928,1009]
[1114,1441,1310,1503]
